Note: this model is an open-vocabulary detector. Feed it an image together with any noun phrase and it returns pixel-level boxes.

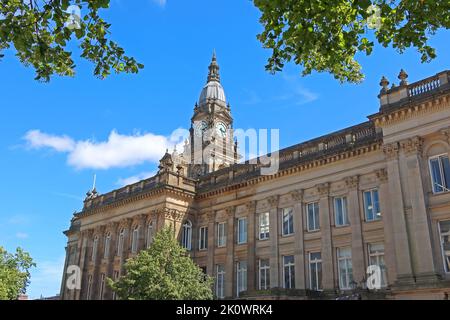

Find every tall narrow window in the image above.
[112,271,119,300]
[181,220,192,250]
[117,229,125,257]
[334,197,349,226]
[309,252,322,291]
[307,202,320,231]
[429,155,450,193]
[104,233,111,259]
[92,236,99,262]
[259,212,270,240]
[439,221,450,273]
[259,259,270,290]
[99,273,105,300]
[217,222,226,247]
[283,255,295,289]
[199,226,208,250]
[282,208,294,236]
[364,189,381,221]
[216,265,225,299]
[146,221,153,248]
[337,248,353,290]
[237,217,248,244]
[131,226,139,254]
[368,243,387,287]
[86,275,93,300]
[236,261,248,296]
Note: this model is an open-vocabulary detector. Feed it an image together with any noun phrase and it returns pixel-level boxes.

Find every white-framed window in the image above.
[217,222,226,247]
[429,154,450,193]
[236,261,248,296]
[104,233,111,259]
[259,259,270,290]
[337,248,353,290]
[259,212,270,240]
[146,221,153,248]
[99,273,105,300]
[334,197,349,226]
[237,217,248,244]
[131,226,139,254]
[112,270,119,300]
[181,220,192,250]
[282,207,294,236]
[307,202,320,232]
[368,243,387,287]
[216,264,225,299]
[199,226,208,250]
[92,236,99,262]
[309,252,322,291]
[283,255,295,289]
[364,189,381,221]
[438,220,450,273]
[86,274,93,300]
[117,229,125,257]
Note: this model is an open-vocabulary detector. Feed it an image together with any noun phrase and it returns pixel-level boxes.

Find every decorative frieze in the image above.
[246,201,256,212]
[375,168,388,183]
[225,206,236,218]
[290,189,304,202]
[317,183,330,197]
[345,175,360,190]
[267,195,279,208]
[400,136,423,156]
[383,142,400,160]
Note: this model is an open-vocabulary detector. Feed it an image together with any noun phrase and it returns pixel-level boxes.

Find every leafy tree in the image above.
[108,227,214,300]
[0,0,143,82]
[253,0,450,83]
[0,246,35,300]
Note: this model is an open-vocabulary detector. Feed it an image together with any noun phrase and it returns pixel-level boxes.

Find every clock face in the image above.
[216,122,227,137]
[194,121,208,137]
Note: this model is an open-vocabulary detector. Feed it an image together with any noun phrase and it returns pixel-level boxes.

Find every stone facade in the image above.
[60,59,450,300]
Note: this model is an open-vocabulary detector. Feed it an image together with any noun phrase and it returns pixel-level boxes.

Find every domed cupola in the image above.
[198,51,227,106]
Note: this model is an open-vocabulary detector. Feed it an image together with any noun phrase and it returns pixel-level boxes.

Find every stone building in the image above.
[60,55,450,300]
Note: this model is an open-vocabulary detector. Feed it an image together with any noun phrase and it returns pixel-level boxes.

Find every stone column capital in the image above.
[290,189,304,202]
[317,183,330,197]
[267,195,279,208]
[440,127,450,144]
[345,175,360,190]
[375,168,388,183]
[246,201,257,213]
[400,136,423,156]
[206,211,216,223]
[226,206,236,218]
[383,142,400,160]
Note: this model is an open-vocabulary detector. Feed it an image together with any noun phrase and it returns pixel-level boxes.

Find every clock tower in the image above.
[188,52,237,177]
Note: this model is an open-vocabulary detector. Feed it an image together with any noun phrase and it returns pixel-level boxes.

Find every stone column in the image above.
[79,229,92,300]
[383,142,414,284]
[345,175,365,285]
[92,225,105,300]
[206,211,216,277]
[268,195,280,288]
[246,201,257,293]
[105,222,118,300]
[318,183,334,290]
[119,218,133,274]
[137,214,147,252]
[225,206,236,298]
[401,137,439,282]
[292,190,306,290]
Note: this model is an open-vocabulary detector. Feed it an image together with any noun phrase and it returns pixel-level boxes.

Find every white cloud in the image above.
[152,0,167,7]
[23,129,189,170]
[27,256,65,299]
[16,232,29,239]
[116,171,156,187]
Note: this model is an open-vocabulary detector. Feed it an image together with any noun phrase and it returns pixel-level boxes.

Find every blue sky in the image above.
[0,0,448,299]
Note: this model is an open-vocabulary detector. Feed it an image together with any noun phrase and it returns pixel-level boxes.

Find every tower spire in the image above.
[207,50,220,83]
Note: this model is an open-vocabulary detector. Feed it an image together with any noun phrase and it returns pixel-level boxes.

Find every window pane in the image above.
[440,221,450,273]
[364,191,374,221]
[441,156,450,189]
[372,190,381,219]
[430,158,444,193]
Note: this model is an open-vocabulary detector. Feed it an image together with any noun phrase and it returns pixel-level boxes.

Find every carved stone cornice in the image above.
[290,189,304,202]
[345,175,360,190]
[400,136,423,156]
[375,168,388,183]
[317,183,330,197]
[246,201,257,212]
[383,142,400,160]
[267,195,279,208]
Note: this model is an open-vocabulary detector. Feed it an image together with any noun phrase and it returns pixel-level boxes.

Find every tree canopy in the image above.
[108,227,214,300]
[0,246,35,300]
[0,0,143,82]
[253,0,450,83]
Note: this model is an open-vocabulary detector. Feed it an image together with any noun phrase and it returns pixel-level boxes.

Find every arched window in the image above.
[104,233,111,259]
[131,226,139,254]
[117,229,125,257]
[181,220,192,250]
[92,236,99,261]
[146,221,154,248]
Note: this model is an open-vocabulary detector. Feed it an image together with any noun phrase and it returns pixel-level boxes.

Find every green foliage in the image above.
[0,0,144,82]
[0,246,35,300]
[108,227,214,300]
[253,0,450,83]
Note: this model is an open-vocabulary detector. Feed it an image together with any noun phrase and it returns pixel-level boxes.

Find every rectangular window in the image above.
[368,243,387,287]
[91,237,98,262]
[429,155,450,193]
[283,255,295,289]
[337,248,353,290]
[334,197,349,226]
[104,234,111,259]
[237,217,248,244]
[364,189,381,222]
[217,222,226,247]
[131,227,139,254]
[259,259,270,290]
[199,226,208,251]
[439,221,450,273]
[216,265,225,299]
[309,252,322,291]
[282,208,294,236]
[236,261,248,296]
[112,271,119,300]
[307,202,320,232]
[117,230,124,257]
[99,273,105,300]
[146,223,153,248]
[259,212,270,240]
